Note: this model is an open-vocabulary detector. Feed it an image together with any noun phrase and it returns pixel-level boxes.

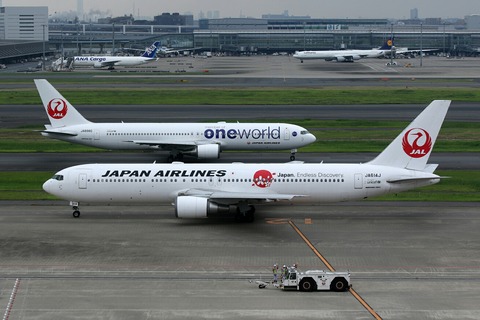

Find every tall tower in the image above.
[77,0,84,21]
[410,8,418,20]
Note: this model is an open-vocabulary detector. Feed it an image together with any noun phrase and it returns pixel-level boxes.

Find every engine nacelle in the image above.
[351,55,361,61]
[93,62,103,68]
[335,56,346,62]
[175,196,230,218]
[195,144,220,159]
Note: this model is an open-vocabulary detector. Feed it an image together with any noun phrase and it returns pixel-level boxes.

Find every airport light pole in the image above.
[42,24,46,71]
[303,22,306,51]
[443,22,446,56]
[390,23,394,66]
[112,23,115,55]
[420,22,423,67]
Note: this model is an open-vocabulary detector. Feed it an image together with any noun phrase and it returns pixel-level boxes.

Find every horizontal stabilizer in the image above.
[387,176,442,183]
[41,130,78,136]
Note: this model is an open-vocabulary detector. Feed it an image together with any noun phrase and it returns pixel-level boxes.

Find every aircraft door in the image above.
[78,173,88,189]
[354,173,363,189]
[94,130,100,140]
[283,127,290,140]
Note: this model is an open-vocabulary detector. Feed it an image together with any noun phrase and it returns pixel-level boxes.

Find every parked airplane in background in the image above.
[72,41,160,69]
[293,39,393,63]
[43,100,450,221]
[35,79,316,161]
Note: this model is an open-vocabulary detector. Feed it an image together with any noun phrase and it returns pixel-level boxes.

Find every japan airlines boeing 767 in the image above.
[35,79,316,161]
[43,100,450,221]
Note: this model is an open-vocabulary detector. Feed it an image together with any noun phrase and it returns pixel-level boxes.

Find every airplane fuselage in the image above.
[43,162,440,205]
[73,56,156,68]
[293,49,385,62]
[42,122,314,151]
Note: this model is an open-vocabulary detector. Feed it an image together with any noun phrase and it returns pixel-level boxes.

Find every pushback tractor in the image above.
[254,267,351,292]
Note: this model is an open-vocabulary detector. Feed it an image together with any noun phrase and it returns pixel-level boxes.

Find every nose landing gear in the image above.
[290,149,297,161]
[70,201,81,218]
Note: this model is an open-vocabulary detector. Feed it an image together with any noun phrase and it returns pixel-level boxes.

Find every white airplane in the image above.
[43,100,450,221]
[293,39,392,63]
[35,79,316,161]
[72,41,160,69]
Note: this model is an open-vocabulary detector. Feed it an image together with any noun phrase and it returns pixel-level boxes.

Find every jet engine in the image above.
[175,196,230,218]
[193,144,221,159]
[93,62,104,68]
[335,55,361,62]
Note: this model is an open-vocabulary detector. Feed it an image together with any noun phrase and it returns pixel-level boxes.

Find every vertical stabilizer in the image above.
[34,79,91,128]
[379,37,394,50]
[368,100,450,171]
[141,41,160,58]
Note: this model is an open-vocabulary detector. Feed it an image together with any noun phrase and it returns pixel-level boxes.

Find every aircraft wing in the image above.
[100,60,121,67]
[393,48,439,55]
[182,188,307,202]
[126,139,199,151]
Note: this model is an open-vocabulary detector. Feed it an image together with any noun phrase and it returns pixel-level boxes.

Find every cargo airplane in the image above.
[43,100,450,221]
[293,39,393,63]
[35,79,316,161]
[72,41,160,69]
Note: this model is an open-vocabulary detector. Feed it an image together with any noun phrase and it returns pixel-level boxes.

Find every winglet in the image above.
[34,79,91,128]
[368,100,450,171]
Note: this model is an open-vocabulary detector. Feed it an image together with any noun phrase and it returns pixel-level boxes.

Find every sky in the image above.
[5,0,480,20]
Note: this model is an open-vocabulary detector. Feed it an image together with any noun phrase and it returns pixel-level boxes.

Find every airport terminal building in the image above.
[1,7,480,63]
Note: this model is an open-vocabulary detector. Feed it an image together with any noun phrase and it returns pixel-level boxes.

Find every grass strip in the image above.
[2,88,480,105]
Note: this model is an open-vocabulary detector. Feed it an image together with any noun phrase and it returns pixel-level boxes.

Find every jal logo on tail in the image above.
[47,98,68,119]
[402,128,432,158]
[252,170,275,188]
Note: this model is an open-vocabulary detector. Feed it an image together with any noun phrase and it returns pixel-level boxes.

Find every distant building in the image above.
[465,15,480,30]
[0,6,48,41]
[154,12,193,26]
[410,8,419,20]
[262,10,310,20]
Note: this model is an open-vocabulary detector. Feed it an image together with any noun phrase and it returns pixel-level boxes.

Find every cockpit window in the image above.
[300,130,309,135]
[52,174,64,181]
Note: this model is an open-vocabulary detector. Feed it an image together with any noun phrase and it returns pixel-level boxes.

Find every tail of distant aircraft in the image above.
[34,79,91,128]
[368,100,450,171]
[141,41,161,58]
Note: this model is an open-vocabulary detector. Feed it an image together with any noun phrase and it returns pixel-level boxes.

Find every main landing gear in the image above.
[290,149,297,161]
[235,203,255,223]
[167,152,184,162]
[70,201,81,218]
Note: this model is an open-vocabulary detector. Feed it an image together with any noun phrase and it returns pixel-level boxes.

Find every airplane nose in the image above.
[308,133,317,143]
[42,180,52,194]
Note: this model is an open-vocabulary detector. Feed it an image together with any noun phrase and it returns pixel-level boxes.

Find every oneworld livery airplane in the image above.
[72,41,160,69]
[35,79,316,161]
[43,100,450,221]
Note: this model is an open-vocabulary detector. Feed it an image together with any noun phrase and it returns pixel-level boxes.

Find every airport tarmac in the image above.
[1,55,479,319]
[0,201,479,319]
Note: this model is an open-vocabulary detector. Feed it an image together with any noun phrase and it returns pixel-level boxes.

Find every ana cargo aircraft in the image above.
[43,100,450,221]
[35,79,316,161]
[72,41,160,69]
[293,39,392,63]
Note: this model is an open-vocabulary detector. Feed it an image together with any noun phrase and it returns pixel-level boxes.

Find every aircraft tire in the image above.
[73,210,80,218]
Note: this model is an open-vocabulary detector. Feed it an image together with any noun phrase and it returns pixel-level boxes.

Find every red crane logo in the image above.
[402,128,432,158]
[47,98,68,119]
